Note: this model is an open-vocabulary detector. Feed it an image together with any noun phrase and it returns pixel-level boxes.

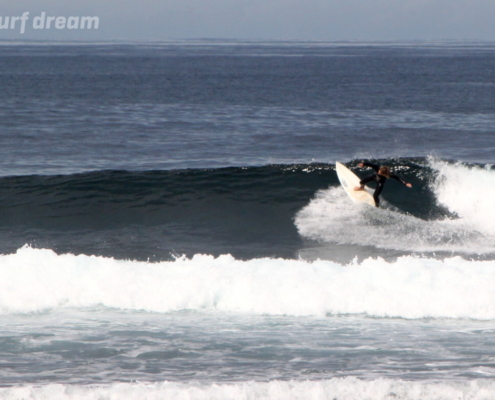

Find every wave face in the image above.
[0,164,329,260]
[3,245,495,320]
[1,158,495,261]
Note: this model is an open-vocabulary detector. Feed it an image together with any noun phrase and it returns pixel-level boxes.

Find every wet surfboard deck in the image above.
[335,162,376,207]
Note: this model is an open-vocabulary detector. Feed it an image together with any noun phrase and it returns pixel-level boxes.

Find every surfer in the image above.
[354,162,412,207]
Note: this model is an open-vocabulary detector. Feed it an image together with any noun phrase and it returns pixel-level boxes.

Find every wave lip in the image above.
[431,158,495,236]
[3,246,495,320]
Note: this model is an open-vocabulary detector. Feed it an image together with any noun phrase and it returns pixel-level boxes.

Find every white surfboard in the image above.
[335,162,376,207]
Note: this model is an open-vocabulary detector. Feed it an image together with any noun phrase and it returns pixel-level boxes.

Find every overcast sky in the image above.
[1,0,495,42]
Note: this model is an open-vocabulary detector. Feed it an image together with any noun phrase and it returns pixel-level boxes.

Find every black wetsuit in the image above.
[359,162,408,207]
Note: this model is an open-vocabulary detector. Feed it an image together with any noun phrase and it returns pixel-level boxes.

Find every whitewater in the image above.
[3,379,495,400]
[3,245,495,320]
[296,158,495,255]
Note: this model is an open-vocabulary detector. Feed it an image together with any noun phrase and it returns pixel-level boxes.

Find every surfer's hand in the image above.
[406,183,412,188]
[354,186,364,191]
[358,163,364,168]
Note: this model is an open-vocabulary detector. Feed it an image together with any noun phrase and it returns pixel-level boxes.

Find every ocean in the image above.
[0,40,495,399]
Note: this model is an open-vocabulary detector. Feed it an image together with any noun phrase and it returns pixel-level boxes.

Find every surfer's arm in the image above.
[391,174,412,187]
[360,162,380,172]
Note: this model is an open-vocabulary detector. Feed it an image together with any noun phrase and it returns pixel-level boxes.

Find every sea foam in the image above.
[1,378,495,400]
[2,246,495,320]
[431,158,495,236]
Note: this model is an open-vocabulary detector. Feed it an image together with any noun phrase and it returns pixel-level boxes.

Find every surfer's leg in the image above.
[373,195,380,207]
[359,175,375,186]
[356,175,375,192]
[373,184,384,207]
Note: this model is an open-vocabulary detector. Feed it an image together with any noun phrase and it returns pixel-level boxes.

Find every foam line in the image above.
[2,246,495,320]
[1,378,495,400]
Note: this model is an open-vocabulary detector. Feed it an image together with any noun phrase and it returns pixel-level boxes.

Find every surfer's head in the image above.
[378,166,391,178]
